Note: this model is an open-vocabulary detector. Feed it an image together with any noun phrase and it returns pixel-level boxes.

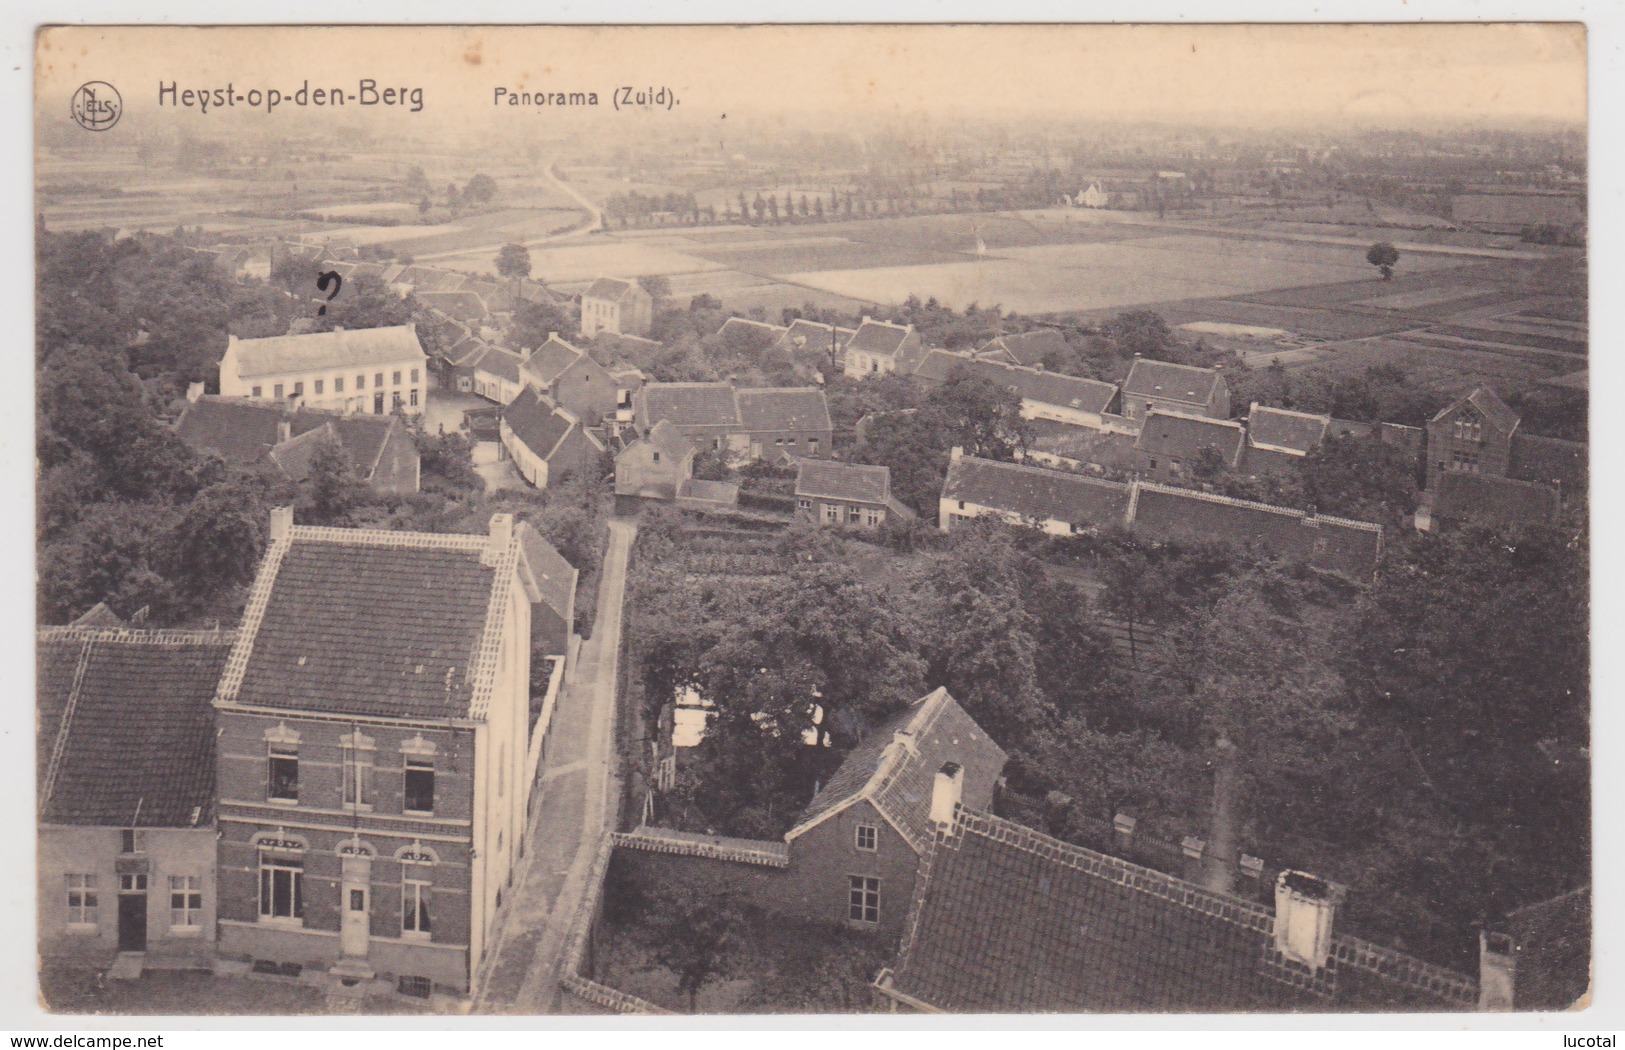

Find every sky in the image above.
[35,23,1587,137]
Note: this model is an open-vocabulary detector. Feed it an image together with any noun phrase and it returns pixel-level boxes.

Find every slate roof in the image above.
[1026,419,1140,470]
[636,382,741,432]
[643,418,694,462]
[415,290,489,324]
[787,688,1008,854]
[1505,886,1591,1011]
[228,324,426,380]
[776,319,855,355]
[943,454,1132,530]
[1130,483,1383,583]
[796,459,892,505]
[521,335,593,387]
[503,386,580,461]
[516,523,579,631]
[38,628,236,828]
[913,351,1118,416]
[1431,472,1560,530]
[174,396,402,483]
[1122,359,1224,406]
[1433,386,1521,435]
[221,520,548,722]
[846,319,916,357]
[1247,404,1331,455]
[1137,410,1246,468]
[717,317,787,341]
[471,343,526,385]
[69,602,126,629]
[882,808,1479,1013]
[735,387,833,433]
[584,277,646,303]
[978,329,1068,367]
[266,423,339,481]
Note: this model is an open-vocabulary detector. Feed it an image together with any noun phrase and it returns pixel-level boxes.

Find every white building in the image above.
[218,324,429,417]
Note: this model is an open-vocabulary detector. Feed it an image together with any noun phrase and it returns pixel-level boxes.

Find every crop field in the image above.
[1302,336,1562,392]
[428,239,726,280]
[684,238,967,273]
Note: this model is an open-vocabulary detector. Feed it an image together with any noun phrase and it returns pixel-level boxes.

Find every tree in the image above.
[1366,241,1400,280]
[1105,310,1174,359]
[510,297,577,348]
[638,274,672,303]
[495,243,532,282]
[1299,433,1419,527]
[642,885,741,1012]
[298,438,369,526]
[404,165,430,195]
[463,173,498,205]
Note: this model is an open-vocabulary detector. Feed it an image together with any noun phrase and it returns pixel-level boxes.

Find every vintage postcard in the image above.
[31,23,1589,1018]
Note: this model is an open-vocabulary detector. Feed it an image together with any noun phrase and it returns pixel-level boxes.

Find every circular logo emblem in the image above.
[70,82,122,131]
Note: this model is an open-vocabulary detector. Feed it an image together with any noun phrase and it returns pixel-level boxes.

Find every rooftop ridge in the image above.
[612,827,790,868]
[41,638,96,806]
[866,688,953,852]
[1144,408,1246,431]
[465,536,521,721]
[958,453,1134,493]
[38,626,239,645]
[1134,481,1384,534]
[1250,401,1332,423]
[215,536,293,705]
[1129,358,1219,377]
[287,524,489,551]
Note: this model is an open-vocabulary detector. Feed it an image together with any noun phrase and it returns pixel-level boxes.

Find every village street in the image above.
[474,516,636,1013]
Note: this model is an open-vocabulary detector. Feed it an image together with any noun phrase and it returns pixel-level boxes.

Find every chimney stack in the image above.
[269,506,294,543]
[484,512,515,566]
[949,446,963,463]
[930,762,964,826]
[277,420,292,444]
[185,381,206,403]
[1478,931,1517,1011]
[1202,737,1241,895]
[1273,871,1346,971]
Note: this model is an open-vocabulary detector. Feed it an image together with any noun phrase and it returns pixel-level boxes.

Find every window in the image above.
[170,875,202,927]
[251,386,263,398]
[823,504,841,524]
[268,746,298,802]
[651,451,661,464]
[292,381,303,396]
[410,368,420,383]
[848,506,862,524]
[774,438,785,447]
[402,868,432,937]
[258,852,304,921]
[393,370,402,386]
[798,498,813,511]
[809,439,819,455]
[375,373,384,388]
[120,829,146,854]
[66,874,97,925]
[357,374,366,389]
[274,383,285,399]
[342,733,374,809]
[404,757,435,813]
[865,509,882,527]
[392,391,403,410]
[855,825,878,851]
[957,500,966,511]
[335,376,344,393]
[314,379,324,395]
[120,873,147,892]
[409,389,419,408]
[848,876,879,923]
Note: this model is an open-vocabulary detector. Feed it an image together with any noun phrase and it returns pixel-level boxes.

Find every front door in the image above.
[374,392,385,415]
[117,893,147,952]
[341,884,370,958]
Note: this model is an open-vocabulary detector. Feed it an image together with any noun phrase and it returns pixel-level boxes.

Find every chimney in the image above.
[269,505,294,543]
[949,446,963,463]
[277,420,292,444]
[1478,931,1517,1011]
[484,512,515,566]
[185,381,206,403]
[862,314,872,325]
[1202,738,1241,895]
[549,331,558,343]
[1273,871,1346,970]
[929,762,964,826]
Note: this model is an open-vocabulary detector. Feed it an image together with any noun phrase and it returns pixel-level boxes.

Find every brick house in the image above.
[614,419,695,505]
[218,325,429,417]
[1425,386,1586,508]
[212,509,564,998]
[615,688,1007,944]
[466,344,528,406]
[794,460,914,528]
[842,318,925,379]
[37,626,235,970]
[580,278,653,339]
[1243,403,1332,475]
[633,382,740,449]
[518,334,619,425]
[975,329,1069,368]
[911,351,1119,429]
[499,385,607,490]
[1134,410,1247,483]
[174,395,420,495]
[734,387,833,461]
[1120,359,1230,422]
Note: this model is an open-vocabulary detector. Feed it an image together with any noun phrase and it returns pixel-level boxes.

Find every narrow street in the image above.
[474,516,637,1013]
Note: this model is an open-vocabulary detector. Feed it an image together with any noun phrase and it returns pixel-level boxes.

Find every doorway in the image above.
[117,892,147,952]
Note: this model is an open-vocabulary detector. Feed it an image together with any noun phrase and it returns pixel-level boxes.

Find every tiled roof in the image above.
[223,524,528,721]
[471,343,526,385]
[38,628,236,827]
[503,386,578,461]
[1026,419,1140,470]
[266,423,338,481]
[979,329,1068,367]
[788,688,1008,854]
[943,454,1132,529]
[913,351,1118,416]
[796,460,891,505]
[883,808,1479,1012]
[718,317,787,340]
[1433,386,1521,435]
[642,418,694,462]
[521,334,592,387]
[1129,483,1383,582]
[1505,886,1590,1011]
[228,325,425,380]
[846,319,915,356]
[415,290,489,323]
[735,387,832,433]
[1431,472,1560,530]
[1248,404,1331,455]
[1122,359,1223,405]
[1508,433,1587,496]
[516,523,579,631]
[174,396,400,482]
[68,602,126,629]
[637,382,741,431]
[1137,410,1246,469]
[776,319,854,354]
[584,277,644,303]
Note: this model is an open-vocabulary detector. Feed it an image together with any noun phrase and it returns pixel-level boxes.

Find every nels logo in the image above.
[70,81,122,131]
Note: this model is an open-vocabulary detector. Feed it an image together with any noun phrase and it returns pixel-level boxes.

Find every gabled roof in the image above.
[471,343,527,385]
[515,523,579,631]
[521,334,595,387]
[735,387,832,433]
[1247,403,1331,456]
[776,319,855,354]
[978,329,1068,367]
[1431,472,1560,530]
[643,418,694,462]
[882,807,1479,1012]
[68,602,126,629]
[718,317,787,341]
[38,627,236,828]
[637,382,741,431]
[1122,359,1224,406]
[228,324,426,380]
[174,396,403,483]
[1432,386,1521,435]
[846,318,916,357]
[913,351,1118,416]
[787,688,1007,854]
[266,423,339,481]
[1504,886,1591,1011]
[503,385,596,463]
[1137,410,1246,468]
[584,277,648,303]
[415,289,489,324]
[943,454,1132,529]
[796,459,892,505]
[219,517,548,722]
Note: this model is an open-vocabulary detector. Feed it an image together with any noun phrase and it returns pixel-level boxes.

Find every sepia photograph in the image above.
[26,19,1591,1020]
